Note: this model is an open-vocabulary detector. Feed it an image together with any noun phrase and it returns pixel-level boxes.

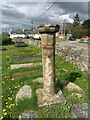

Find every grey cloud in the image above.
[2,8,25,19]
[1,2,89,32]
[55,2,88,15]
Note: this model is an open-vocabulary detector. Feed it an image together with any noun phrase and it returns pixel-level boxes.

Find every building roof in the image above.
[10,29,39,35]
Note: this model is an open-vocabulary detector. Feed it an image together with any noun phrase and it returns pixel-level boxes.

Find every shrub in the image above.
[1,32,12,45]
[72,29,87,39]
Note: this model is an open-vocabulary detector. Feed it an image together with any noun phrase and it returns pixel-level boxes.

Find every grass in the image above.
[1,44,89,119]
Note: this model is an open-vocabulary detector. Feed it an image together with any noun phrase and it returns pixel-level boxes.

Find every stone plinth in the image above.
[36,89,66,107]
[36,24,66,107]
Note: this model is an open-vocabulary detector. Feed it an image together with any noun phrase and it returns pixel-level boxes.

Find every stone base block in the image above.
[36,89,66,107]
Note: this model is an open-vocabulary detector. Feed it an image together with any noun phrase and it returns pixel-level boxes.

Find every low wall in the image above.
[55,45,88,72]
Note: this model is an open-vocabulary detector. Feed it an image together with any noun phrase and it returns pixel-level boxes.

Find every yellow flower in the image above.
[0,116,3,120]
[4,112,7,116]
[10,104,15,107]
[8,106,11,108]
[3,109,6,112]
[10,98,13,100]
[8,97,10,100]
[8,97,13,100]
[5,102,8,104]
[6,105,8,108]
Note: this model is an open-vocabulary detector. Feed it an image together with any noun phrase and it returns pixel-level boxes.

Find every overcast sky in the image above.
[0,1,89,33]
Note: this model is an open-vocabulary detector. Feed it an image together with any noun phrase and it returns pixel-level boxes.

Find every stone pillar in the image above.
[36,24,66,107]
[38,24,59,95]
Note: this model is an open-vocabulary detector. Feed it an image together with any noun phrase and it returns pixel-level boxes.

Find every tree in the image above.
[1,32,11,45]
[82,19,90,29]
[82,19,90,36]
[71,25,87,38]
[73,13,80,26]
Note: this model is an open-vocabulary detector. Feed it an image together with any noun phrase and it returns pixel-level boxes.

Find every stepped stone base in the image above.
[36,88,66,107]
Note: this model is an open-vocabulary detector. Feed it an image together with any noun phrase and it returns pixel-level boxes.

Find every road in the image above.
[56,39,88,51]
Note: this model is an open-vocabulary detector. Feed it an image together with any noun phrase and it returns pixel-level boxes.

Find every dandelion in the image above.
[8,106,11,108]
[8,97,10,100]
[10,104,15,107]
[8,97,13,100]
[10,98,13,100]
[0,116,3,120]
[3,109,6,112]
[4,112,7,116]
[5,102,8,104]
[6,105,8,108]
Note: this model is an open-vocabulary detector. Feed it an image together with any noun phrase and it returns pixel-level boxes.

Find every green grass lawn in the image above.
[1,44,89,119]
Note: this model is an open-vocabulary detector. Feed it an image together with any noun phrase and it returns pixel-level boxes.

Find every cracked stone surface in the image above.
[36,88,66,107]
[16,85,32,102]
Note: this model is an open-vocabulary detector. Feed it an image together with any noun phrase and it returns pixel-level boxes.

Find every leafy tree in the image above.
[82,19,90,29]
[71,25,87,38]
[1,32,11,45]
[82,19,90,36]
[73,13,80,26]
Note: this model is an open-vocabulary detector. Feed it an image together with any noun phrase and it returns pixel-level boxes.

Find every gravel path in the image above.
[56,39,88,51]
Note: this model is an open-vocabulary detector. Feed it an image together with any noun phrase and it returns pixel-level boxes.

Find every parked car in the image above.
[69,36,76,41]
[81,36,90,39]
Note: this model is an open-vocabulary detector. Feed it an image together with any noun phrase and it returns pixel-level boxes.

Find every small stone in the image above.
[66,82,83,92]
[16,85,32,102]
[19,111,36,120]
[33,77,43,83]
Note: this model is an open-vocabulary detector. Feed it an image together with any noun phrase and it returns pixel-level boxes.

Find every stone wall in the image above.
[55,45,88,72]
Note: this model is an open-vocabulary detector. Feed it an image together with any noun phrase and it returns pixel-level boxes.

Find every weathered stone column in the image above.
[38,24,59,95]
[36,24,66,107]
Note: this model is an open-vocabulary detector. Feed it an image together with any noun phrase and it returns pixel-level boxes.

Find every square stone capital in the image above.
[38,24,60,33]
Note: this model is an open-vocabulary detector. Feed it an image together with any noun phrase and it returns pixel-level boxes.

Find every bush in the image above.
[72,29,87,39]
[1,32,12,45]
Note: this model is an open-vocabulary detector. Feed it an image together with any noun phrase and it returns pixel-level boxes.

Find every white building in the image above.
[9,29,26,38]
